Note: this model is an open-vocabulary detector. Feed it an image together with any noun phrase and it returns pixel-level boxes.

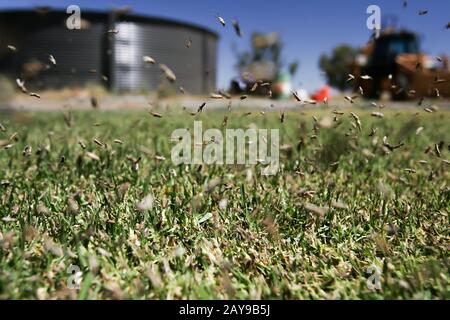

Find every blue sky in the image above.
[0,0,448,91]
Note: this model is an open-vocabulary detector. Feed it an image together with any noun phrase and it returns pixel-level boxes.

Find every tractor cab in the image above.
[369,32,420,70]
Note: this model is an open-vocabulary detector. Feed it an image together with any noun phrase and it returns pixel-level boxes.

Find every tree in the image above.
[319,45,358,91]
[232,32,287,80]
[288,61,299,77]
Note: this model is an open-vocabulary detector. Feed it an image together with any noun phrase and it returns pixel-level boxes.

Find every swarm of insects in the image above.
[0,4,449,302]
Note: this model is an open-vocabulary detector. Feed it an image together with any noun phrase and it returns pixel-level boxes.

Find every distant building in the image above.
[0,9,218,94]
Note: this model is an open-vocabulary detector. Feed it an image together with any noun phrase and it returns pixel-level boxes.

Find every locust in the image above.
[350,112,362,131]
[91,97,98,108]
[217,15,226,27]
[159,64,176,82]
[49,54,56,65]
[130,156,142,171]
[93,138,106,148]
[383,136,404,151]
[346,74,355,83]
[9,132,19,141]
[434,77,447,84]
[345,96,358,104]
[221,115,228,127]
[143,56,156,64]
[149,111,162,118]
[67,198,79,215]
[433,88,440,97]
[197,102,206,113]
[331,200,349,210]
[292,91,301,102]
[232,20,243,37]
[185,37,192,48]
[63,110,73,127]
[219,89,231,99]
[435,142,443,157]
[210,93,223,99]
[136,194,155,212]
[304,203,326,219]
[85,151,100,161]
[22,145,32,157]
[371,112,384,118]
[416,127,424,135]
[16,79,27,93]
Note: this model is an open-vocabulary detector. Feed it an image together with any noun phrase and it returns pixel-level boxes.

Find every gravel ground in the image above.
[1,94,449,112]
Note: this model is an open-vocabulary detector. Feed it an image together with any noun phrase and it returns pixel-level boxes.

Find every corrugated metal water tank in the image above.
[0,9,218,94]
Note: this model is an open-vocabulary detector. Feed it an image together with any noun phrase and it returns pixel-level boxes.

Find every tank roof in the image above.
[0,8,219,38]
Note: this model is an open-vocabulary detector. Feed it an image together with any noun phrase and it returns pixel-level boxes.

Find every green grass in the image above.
[0,106,449,299]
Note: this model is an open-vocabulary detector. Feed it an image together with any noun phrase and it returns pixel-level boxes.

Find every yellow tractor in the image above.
[353,29,450,100]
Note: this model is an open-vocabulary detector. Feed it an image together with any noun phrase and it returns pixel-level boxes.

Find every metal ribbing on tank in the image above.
[17,25,104,89]
[113,22,215,94]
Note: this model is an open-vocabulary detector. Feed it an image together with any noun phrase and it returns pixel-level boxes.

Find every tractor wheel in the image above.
[393,73,411,100]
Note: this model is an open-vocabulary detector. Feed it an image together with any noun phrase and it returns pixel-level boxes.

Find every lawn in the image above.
[0,106,449,299]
